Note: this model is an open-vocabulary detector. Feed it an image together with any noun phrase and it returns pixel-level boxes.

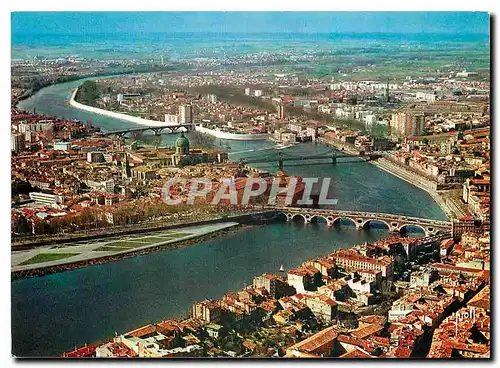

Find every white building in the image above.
[281,132,297,143]
[32,120,54,132]
[456,70,478,78]
[254,89,263,97]
[25,131,34,143]
[363,114,377,128]
[178,104,192,124]
[306,126,318,141]
[341,81,358,90]
[388,299,414,322]
[372,83,399,91]
[29,192,64,207]
[416,91,437,102]
[289,122,303,134]
[105,179,115,193]
[85,179,115,193]
[53,142,70,151]
[318,105,331,114]
[355,110,372,121]
[207,94,218,104]
[18,122,30,133]
[165,114,179,124]
[11,133,25,153]
[244,88,251,95]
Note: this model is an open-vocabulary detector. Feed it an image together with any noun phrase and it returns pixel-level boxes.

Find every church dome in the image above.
[175,132,190,148]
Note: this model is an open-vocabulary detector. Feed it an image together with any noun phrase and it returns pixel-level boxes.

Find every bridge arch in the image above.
[362,219,391,231]
[150,127,165,136]
[310,215,329,224]
[273,208,450,234]
[332,217,357,227]
[398,223,427,236]
[275,212,289,222]
[292,213,308,223]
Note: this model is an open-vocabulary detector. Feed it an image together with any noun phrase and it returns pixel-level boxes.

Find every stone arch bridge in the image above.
[274,207,451,237]
[101,124,195,138]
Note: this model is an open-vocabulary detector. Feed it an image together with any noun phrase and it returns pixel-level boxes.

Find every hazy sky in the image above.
[12,12,490,35]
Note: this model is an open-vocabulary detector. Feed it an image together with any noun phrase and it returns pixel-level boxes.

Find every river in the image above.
[13,78,447,357]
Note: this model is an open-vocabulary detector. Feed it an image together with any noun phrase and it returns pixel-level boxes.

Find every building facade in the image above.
[391,112,425,138]
[179,104,192,124]
[11,133,25,153]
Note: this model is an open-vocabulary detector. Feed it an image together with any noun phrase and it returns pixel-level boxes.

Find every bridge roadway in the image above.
[269,206,451,236]
[240,151,381,168]
[240,153,378,163]
[100,124,195,137]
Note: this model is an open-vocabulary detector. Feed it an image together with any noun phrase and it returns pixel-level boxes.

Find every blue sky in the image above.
[12,12,490,35]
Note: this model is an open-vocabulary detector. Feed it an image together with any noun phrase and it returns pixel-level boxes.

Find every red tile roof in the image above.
[286,327,338,354]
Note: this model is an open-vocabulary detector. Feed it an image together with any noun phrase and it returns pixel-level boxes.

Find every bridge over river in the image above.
[270,206,451,236]
[238,147,381,169]
[99,123,195,138]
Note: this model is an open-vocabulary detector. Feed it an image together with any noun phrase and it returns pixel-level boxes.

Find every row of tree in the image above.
[12,199,232,236]
[75,80,100,106]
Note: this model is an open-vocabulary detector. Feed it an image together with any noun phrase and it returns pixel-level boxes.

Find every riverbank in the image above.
[15,66,190,108]
[69,88,171,128]
[13,75,91,107]
[372,158,457,219]
[317,137,360,156]
[12,222,242,280]
[12,210,272,250]
[318,138,457,219]
[195,125,269,141]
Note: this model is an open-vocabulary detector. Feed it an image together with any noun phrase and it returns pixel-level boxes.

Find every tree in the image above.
[14,215,31,235]
[219,334,245,355]
[11,180,39,197]
[370,123,390,139]
[75,81,100,106]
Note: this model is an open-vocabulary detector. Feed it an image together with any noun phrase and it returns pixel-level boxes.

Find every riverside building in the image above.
[179,104,193,124]
[391,111,425,138]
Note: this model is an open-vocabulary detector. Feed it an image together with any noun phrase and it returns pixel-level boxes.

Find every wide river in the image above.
[13,79,447,357]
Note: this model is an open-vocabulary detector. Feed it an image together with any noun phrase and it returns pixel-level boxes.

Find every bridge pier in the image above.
[326,216,334,227]
[390,222,400,233]
[286,213,293,222]
[278,153,284,170]
[424,227,436,237]
[355,218,364,230]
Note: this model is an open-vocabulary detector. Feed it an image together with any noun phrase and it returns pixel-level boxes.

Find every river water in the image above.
[13,79,447,357]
